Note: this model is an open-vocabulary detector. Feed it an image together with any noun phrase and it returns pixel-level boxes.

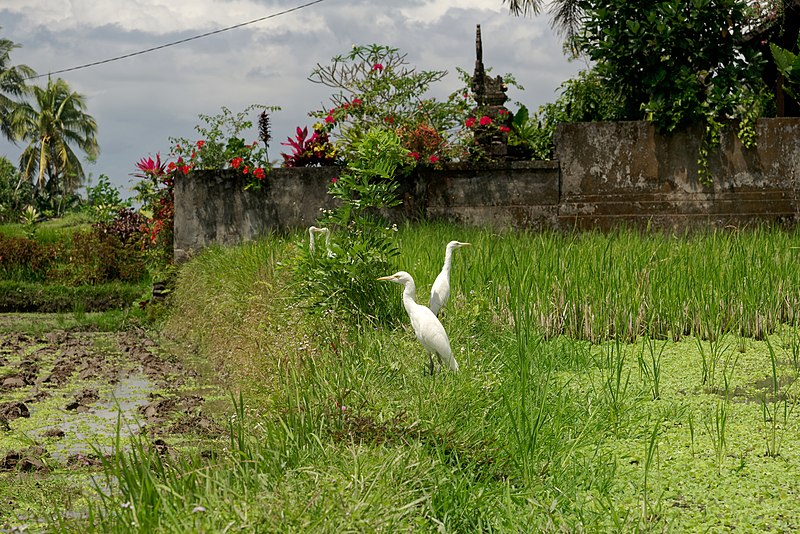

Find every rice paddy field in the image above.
[8,222,800,532]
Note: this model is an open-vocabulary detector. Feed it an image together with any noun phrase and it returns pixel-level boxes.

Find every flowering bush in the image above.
[280,123,338,167]
[308,44,464,164]
[131,152,174,269]
[169,105,278,190]
[397,122,445,167]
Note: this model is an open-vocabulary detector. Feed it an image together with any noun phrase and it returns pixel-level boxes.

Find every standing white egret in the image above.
[308,226,333,257]
[428,241,471,316]
[377,271,460,375]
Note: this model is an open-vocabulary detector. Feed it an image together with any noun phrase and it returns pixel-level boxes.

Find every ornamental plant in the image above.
[131,152,174,270]
[308,44,463,163]
[170,104,278,190]
[280,123,338,167]
[290,127,410,325]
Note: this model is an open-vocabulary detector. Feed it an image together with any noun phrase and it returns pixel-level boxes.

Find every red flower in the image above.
[409,151,420,160]
[384,115,395,124]
[167,161,176,172]
[196,140,205,148]
[372,63,384,72]
[465,117,476,128]
[429,155,440,164]
[231,157,243,169]
[479,115,492,126]
[135,153,167,177]
[181,165,190,174]
[325,114,335,124]
[253,167,266,180]
[352,98,362,106]
[499,126,510,133]
[498,109,509,116]
[330,176,338,183]
[243,166,249,174]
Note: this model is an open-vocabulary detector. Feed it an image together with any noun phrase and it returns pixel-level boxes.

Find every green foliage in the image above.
[770,32,800,100]
[169,105,278,172]
[0,280,147,312]
[0,209,148,287]
[510,69,625,159]
[0,156,30,222]
[125,226,800,533]
[309,44,462,163]
[83,174,131,223]
[12,77,98,207]
[291,127,408,324]
[576,0,768,181]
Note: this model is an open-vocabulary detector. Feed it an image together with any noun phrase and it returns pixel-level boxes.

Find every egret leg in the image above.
[428,353,434,376]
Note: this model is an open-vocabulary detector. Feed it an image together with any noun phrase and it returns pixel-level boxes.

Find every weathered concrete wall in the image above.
[174,118,800,261]
[416,161,560,230]
[555,119,800,229]
[174,166,339,262]
[174,162,559,261]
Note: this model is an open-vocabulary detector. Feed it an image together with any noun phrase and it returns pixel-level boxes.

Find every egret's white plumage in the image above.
[308,226,334,257]
[428,241,471,316]
[377,271,459,374]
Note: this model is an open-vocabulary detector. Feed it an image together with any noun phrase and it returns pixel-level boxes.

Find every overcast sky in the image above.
[0,0,585,198]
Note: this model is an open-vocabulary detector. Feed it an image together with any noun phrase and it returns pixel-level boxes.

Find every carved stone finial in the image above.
[469,24,512,159]
[476,24,483,64]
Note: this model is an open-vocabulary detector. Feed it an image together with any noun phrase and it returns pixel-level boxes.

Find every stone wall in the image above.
[555,119,800,229]
[174,119,800,261]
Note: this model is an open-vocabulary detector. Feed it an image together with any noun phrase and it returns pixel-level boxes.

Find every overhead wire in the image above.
[24,0,329,80]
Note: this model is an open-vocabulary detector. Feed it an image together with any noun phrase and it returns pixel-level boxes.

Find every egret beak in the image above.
[463,242,472,246]
[376,276,392,281]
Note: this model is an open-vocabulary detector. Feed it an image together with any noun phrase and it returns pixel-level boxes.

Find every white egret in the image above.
[377,271,460,375]
[428,241,471,316]
[308,226,334,257]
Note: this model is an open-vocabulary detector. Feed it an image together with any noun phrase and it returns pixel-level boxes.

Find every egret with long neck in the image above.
[377,271,459,375]
[429,241,471,316]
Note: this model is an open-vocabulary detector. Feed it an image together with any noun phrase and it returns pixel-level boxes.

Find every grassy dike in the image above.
[50,222,800,532]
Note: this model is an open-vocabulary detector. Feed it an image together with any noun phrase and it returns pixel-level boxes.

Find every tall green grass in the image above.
[64,223,800,532]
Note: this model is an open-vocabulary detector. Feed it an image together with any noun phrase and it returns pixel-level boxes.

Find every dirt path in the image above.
[0,314,223,474]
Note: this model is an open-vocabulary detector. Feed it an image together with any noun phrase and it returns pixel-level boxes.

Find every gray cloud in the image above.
[0,0,583,197]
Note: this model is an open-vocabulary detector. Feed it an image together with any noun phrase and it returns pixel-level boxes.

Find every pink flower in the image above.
[409,151,420,160]
[479,115,492,126]
[372,63,384,72]
[325,114,335,124]
[465,117,476,128]
[429,155,440,164]
[135,153,166,176]
[499,126,510,133]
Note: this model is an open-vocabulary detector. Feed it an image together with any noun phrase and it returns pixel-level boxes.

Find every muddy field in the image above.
[0,314,225,524]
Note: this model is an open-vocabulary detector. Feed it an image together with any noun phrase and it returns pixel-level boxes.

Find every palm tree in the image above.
[11,77,98,200]
[0,31,36,141]
[503,0,584,45]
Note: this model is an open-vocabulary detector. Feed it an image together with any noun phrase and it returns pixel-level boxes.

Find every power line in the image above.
[25,0,329,80]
